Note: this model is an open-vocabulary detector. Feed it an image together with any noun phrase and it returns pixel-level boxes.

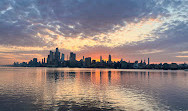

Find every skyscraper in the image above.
[85,57,91,67]
[148,58,150,65]
[33,58,38,66]
[33,58,37,63]
[44,58,45,64]
[47,55,50,64]
[55,48,60,62]
[108,54,111,64]
[61,53,64,62]
[100,56,102,63]
[51,48,60,66]
[49,51,54,64]
[69,52,76,67]
[70,52,76,61]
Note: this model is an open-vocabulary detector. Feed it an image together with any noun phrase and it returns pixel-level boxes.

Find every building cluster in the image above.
[13,48,188,70]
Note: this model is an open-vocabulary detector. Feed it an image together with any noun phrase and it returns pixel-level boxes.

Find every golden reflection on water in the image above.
[41,69,169,110]
[0,67,188,111]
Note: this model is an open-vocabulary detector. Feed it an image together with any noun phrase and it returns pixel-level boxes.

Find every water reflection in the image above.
[0,67,188,111]
[108,71,111,84]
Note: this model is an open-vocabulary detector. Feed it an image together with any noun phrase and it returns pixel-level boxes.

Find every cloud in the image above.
[35,18,163,51]
[139,49,164,55]
[176,56,188,58]
[179,51,188,54]
[0,0,187,64]
[0,0,168,47]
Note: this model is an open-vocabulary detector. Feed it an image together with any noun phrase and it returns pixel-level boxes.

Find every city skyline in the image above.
[14,47,173,65]
[13,47,188,70]
[0,0,188,65]
[14,47,151,64]
[2,46,188,65]
[1,1,188,111]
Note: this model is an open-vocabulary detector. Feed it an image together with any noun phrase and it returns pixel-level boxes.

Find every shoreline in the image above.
[1,65,188,71]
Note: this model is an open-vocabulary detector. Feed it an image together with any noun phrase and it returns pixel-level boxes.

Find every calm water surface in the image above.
[0,67,188,111]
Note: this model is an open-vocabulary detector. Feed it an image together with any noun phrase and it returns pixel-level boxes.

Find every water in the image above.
[0,67,188,111]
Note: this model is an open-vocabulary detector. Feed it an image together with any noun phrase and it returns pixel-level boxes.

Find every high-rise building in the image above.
[100,56,102,63]
[47,55,50,64]
[85,57,91,67]
[44,58,45,64]
[55,48,60,64]
[33,58,37,63]
[61,53,64,62]
[49,51,54,64]
[33,58,38,66]
[148,58,150,65]
[70,52,76,61]
[108,54,111,64]
[69,52,76,67]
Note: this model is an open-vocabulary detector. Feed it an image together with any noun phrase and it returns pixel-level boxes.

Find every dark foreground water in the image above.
[0,67,188,111]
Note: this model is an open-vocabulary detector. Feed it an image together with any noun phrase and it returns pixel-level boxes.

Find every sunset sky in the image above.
[0,0,188,65]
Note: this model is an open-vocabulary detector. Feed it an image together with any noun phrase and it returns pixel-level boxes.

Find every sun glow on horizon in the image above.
[0,17,169,65]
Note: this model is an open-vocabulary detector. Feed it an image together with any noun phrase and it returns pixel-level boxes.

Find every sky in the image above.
[0,0,188,65]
